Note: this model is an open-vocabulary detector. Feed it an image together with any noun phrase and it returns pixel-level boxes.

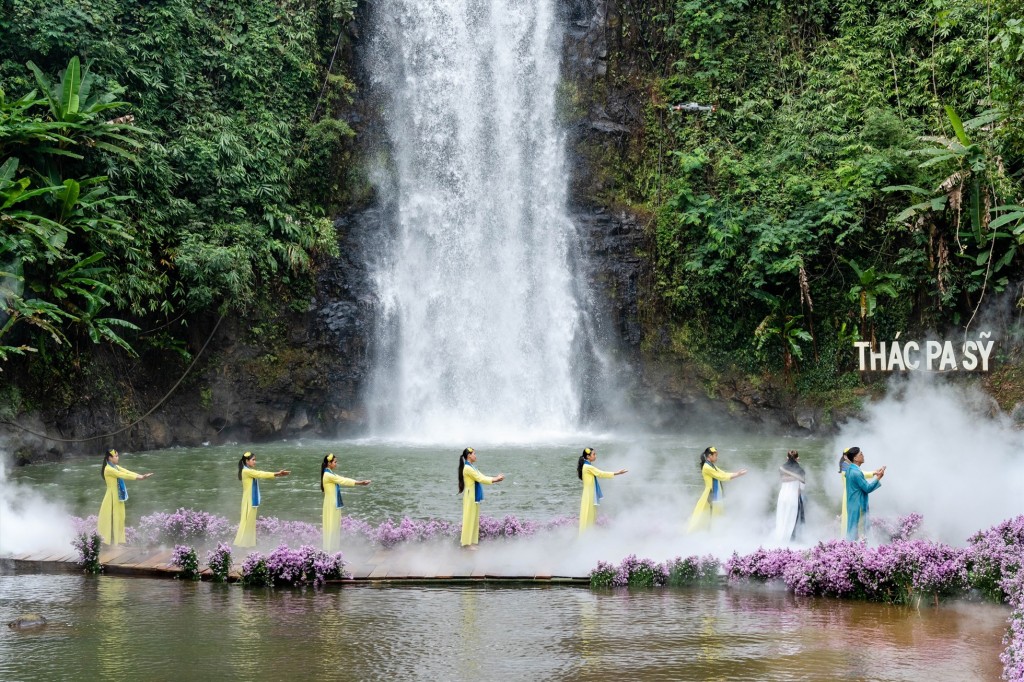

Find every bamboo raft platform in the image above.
[0,547,589,585]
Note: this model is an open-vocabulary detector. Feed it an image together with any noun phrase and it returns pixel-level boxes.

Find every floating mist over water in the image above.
[0,449,75,554]
[365,0,597,441]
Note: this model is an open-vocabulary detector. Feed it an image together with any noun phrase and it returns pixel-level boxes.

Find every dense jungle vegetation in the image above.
[3,0,1024,421]
[607,0,1024,401]
[0,0,357,400]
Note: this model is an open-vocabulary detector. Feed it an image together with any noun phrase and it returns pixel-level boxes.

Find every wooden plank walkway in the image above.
[0,549,588,585]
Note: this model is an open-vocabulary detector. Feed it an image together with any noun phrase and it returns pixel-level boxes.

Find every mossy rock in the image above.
[8,613,47,630]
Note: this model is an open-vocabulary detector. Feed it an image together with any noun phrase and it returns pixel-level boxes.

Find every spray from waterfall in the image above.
[365,0,599,442]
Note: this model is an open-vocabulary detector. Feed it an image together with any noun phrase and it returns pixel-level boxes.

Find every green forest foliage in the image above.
[614,0,1024,392]
[1,0,357,368]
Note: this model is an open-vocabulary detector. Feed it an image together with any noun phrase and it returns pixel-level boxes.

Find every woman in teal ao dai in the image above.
[843,446,886,540]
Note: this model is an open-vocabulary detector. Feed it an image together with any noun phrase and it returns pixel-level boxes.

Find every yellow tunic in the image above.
[233,467,278,548]
[460,465,496,547]
[578,463,616,535]
[687,463,736,533]
[322,470,357,553]
[97,464,142,545]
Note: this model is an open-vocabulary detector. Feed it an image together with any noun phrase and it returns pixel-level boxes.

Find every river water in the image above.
[0,574,1007,681]
[0,435,1010,680]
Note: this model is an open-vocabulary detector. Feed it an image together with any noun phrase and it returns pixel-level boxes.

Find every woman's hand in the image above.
[357,480,371,486]
[493,474,505,483]
[614,469,628,475]
[734,469,749,478]
[140,473,154,479]
[275,470,290,477]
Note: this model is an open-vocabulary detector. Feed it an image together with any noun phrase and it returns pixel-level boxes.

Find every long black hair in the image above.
[320,453,335,492]
[577,448,594,480]
[238,451,254,480]
[699,447,717,470]
[101,449,116,479]
[839,446,860,471]
[458,448,473,493]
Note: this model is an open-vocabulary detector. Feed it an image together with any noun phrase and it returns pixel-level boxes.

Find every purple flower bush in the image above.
[725,547,803,583]
[255,517,321,547]
[590,554,716,588]
[71,515,138,546]
[170,545,200,580]
[206,543,232,582]
[1001,570,1024,682]
[72,531,102,574]
[725,539,967,604]
[719,515,1024,681]
[340,516,376,539]
[71,515,99,536]
[138,508,231,546]
[239,545,348,587]
[871,513,924,542]
[666,555,720,587]
[962,515,1024,682]
[965,515,1024,602]
[335,514,582,548]
[72,512,588,552]
[370,517,458,547]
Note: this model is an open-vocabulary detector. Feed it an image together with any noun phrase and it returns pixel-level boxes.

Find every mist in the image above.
[0,447,76,555]
[431,373,1024,576]
[828,374,1024,543]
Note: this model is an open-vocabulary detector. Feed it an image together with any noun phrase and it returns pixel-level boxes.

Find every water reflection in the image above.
[1,435,1015,681]
[97,578,129,679]
[0,576,1009,681]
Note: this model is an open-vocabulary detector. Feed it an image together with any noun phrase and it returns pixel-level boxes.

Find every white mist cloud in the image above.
[447,375,1024,574]
[829,374,1024,544]
[0,448,76,555]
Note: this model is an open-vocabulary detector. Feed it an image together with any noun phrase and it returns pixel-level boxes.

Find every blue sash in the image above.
[325,469,344,508]
[466,463,484,502]
[710,464,724,502]
[246,467,261,507]
[111,464,128,502]
[584,464,603,505]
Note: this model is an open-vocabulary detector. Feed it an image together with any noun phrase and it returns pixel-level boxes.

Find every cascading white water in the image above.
[366,0,588,441]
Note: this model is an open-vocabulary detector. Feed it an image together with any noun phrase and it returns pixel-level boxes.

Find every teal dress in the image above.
[845,463,881,540]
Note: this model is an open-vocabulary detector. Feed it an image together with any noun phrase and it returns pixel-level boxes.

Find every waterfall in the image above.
[365,0,592,441]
